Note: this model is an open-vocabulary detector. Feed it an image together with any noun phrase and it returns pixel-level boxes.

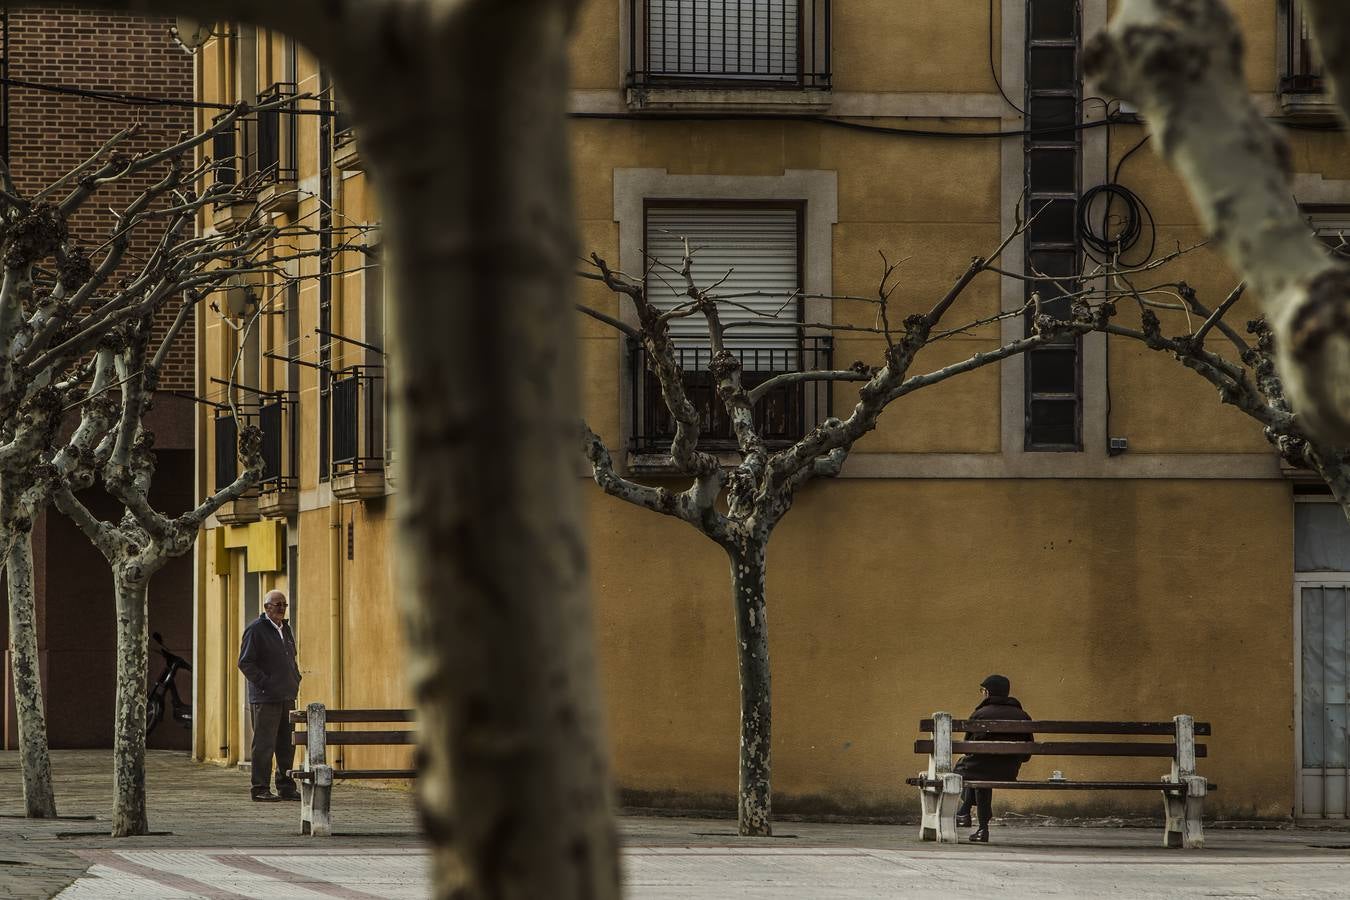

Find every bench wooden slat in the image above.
[289,768,417,781]
[293,730,417,746]
[914,739,1206,758]
[289,708,416,724]
[917,719,1211,736]
[905,777,1187,791]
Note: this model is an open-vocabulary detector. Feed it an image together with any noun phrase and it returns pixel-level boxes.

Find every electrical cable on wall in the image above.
[1078,182,1155,267]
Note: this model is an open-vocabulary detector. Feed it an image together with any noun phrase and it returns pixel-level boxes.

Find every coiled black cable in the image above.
[1078,182,1155,268]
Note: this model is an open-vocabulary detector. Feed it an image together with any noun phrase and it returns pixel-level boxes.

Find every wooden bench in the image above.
[905,713,1214,848]
[287,702,416,836]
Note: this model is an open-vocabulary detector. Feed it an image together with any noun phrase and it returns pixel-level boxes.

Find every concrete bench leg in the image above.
[919,773,962,844]
[1161,776,1206,849]
[308,764,334,838]
[300,780,314,835]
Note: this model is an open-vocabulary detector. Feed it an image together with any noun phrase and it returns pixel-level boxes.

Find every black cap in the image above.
[980,674,1010,697]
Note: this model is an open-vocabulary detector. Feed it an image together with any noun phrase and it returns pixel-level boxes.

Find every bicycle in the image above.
[146,631,192,735]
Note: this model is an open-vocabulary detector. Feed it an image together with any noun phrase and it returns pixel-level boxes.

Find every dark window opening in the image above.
[1025,0,1082,451]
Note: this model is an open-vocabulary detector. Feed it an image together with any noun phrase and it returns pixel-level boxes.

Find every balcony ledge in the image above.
[331,471,385,500]
[626,86,831,115]
[1279,91,1340,123]
[334,134,362,172]
[211,200,256,232]
[257,489,299,519]
[626,450,750,474]
[215,496,261,525]
[257,181,298,216]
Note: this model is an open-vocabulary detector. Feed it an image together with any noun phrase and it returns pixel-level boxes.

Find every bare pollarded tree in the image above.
[577,224,1109,836]
[5,1,615,894]
[1086,0,1350,451]
[0,99,370,834]
[0,103,277,819]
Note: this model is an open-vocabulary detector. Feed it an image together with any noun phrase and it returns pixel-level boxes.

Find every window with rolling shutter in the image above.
[646,205,801,364]
[633,203,830,452]
[628,0,831,90]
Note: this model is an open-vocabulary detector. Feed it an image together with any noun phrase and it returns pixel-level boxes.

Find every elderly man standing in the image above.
[237,590,303,802]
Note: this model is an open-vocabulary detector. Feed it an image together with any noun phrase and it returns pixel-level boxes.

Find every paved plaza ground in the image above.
[2,751,1350,898]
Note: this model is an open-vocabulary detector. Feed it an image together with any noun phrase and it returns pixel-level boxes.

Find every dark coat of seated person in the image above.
[953,674,1033,842]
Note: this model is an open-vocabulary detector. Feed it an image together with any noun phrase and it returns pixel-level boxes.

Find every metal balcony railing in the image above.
[211,111,237,191]
[330,365,385,477]
[1282,0,1325,94]
[258,391,298,493]
[213,405,261,492]
[251,82,298,183]
[630,335,833,454]
[628,0,831,90]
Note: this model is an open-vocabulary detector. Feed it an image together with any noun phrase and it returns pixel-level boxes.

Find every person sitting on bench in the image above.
[953,674,1033,842]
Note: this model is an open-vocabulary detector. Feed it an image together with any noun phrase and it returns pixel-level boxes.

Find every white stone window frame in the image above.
[613,168,837,467]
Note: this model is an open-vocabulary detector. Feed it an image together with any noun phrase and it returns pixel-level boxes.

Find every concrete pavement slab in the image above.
[7,751,1350,897]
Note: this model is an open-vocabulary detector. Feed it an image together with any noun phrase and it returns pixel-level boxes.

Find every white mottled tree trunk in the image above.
[6,528,57,818]
[110,569,149,837]
[727,538,771,837]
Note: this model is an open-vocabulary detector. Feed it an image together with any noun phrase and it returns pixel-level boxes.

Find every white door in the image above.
[1300,584,1350,816]
[1295,501,1350,818]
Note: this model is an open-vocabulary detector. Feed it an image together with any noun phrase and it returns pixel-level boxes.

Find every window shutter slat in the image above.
[646,207,800,369]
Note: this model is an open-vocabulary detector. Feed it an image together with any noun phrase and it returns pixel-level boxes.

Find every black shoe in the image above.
[276,789,302,802]
[955,813,972,827]
[968,825,989,843]
[251,792,282,802]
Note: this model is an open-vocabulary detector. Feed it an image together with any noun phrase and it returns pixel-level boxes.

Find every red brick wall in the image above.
[6,5,196,392]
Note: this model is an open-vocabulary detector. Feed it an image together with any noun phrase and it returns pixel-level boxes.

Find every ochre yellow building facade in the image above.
[194,2,1344,820]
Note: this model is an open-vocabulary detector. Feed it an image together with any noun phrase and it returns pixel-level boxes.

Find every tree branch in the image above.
[1086,0,1350,445]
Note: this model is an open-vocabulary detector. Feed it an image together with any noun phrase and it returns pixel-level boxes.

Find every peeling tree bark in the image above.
[110,570,151,838]
[726,538,771,837]
[5,526,57,818]
[1085,0,1350,446]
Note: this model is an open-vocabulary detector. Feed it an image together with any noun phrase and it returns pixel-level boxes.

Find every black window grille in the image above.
[1282,0,1324,95]
[1024,0,1082,451]
[329,366,384,477]
[629,0,831,90]
[252,82,298,183]
[211,111,237,191]
[258,392,298,492]
[630,336,832,453]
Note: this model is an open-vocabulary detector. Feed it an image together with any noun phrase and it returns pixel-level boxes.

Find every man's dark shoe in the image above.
[251,792,282,802]
[955,813,972,827]
[968,825,990,843]
[277,789,302,802]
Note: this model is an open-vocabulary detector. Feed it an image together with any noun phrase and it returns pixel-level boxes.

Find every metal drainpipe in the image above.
[221,571,234,764]
[329,498,344,766]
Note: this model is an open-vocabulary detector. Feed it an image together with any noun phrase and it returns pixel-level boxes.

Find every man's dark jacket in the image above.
[953,695,1034,780]
[237,614,302,704]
